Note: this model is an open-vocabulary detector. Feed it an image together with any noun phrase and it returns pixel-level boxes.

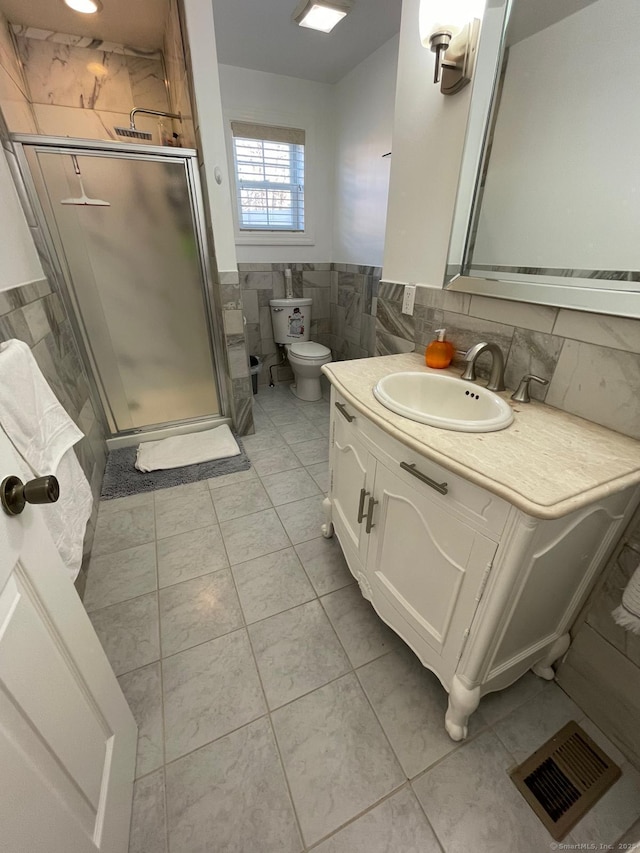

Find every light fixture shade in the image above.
[293,1,351,34]
[64,0,103,12]
[419,0,484,45]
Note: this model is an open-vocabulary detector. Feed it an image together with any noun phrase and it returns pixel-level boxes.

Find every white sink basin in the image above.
[373,371,514,432]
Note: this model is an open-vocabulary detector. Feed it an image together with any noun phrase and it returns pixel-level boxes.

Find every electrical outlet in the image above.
[402,284,416,315]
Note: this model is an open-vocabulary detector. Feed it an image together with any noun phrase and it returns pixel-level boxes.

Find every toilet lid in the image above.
[289,341,331,360]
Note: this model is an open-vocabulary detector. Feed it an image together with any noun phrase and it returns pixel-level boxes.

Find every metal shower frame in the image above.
[11,134,231,440]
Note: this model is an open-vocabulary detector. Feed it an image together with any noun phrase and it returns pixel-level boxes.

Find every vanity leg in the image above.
[445,676,480,742]
[531,633,571,681]
[321,496,334,539]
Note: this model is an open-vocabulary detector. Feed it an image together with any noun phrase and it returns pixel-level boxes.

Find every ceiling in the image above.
[0,0,401,82]
[0,0,169,50]
[211,0,402,84]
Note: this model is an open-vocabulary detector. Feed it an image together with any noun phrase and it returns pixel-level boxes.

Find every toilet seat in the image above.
[288,341,331,361]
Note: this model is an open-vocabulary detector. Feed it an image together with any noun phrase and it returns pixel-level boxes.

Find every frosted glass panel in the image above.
[34,151,218,432]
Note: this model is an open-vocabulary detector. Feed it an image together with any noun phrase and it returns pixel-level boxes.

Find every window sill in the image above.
[234,233,315,246]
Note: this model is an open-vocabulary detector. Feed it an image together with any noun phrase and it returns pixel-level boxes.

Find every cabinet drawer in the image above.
[360,415,510,539]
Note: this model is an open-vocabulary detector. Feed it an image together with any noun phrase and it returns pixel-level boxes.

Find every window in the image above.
[231,122,305,233]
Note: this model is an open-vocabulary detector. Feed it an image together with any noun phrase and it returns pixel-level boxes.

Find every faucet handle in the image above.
[511,374,549,403]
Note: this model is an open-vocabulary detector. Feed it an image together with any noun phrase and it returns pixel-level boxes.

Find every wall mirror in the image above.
[446,0,640,318]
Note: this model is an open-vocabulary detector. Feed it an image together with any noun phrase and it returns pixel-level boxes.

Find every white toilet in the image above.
[269,297,332,401]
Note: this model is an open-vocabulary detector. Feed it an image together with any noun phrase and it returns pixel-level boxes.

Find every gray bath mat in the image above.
[100,433,251,500]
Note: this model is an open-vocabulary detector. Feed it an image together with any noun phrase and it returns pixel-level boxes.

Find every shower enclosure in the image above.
[14,136,227,441]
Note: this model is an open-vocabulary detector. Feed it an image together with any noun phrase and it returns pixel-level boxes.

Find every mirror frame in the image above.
[444,0,640,319]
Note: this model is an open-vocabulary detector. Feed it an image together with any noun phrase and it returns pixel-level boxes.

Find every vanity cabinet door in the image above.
[367,461,497,675]
[331,402,375,567]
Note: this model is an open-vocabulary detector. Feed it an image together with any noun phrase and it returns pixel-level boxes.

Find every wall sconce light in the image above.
[419,0,484,95]
[293,0,352,33]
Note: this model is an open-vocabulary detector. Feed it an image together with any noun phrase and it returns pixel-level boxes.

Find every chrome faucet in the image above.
[460,342,506,392]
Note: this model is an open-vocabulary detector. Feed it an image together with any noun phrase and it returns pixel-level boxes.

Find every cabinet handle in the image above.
[400,462,448,495]
[335,401,354,423]
[365,495,378,533]
[357,487,369,523]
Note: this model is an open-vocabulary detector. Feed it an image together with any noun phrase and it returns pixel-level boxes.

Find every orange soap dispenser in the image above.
[425,328,454,369]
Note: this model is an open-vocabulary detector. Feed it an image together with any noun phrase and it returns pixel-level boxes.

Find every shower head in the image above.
[114,125,153,140]
[115,107,182,142]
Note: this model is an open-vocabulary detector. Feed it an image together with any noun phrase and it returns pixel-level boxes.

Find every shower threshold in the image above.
[105,415,233,450]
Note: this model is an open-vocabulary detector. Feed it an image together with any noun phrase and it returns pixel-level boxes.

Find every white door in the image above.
[368,461,497,674]
[0,425,137,853]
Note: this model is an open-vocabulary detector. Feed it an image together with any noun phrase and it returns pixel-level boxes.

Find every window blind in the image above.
[231,122,305,232]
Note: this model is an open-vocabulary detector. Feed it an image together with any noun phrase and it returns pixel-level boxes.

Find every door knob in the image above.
[1,475,60,516]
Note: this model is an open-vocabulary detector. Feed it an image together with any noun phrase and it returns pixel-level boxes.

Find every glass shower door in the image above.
[26,148,219,434]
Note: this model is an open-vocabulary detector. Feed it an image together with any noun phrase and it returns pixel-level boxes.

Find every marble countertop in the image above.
[322,353,640,519]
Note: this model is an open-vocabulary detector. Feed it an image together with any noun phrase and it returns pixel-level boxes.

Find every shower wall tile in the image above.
[126,57,168,113]
[17,38,133,111]
[0,11,37,134]
[32,104,164,145]
[11,32,170,144]
[0,15,26,97]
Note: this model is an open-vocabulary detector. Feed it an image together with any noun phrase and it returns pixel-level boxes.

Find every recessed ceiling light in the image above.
[64,0,103,14]
[293,0,352,34]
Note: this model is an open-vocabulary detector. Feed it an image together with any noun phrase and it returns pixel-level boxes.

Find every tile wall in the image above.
[10,26,169,145]
[0,10,37,132]
[240,262,381,387]
[0,110,107,595]
[375,283,640,439]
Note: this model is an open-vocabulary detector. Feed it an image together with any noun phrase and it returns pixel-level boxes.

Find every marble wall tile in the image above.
[0,96,38,134]
[10,25,163,60]
[376,297,415,342]
[441,311,514,369]
[503,328,564,401]
[242,289,259,324]
[470,294,557,333]
[32,103,164,144]
[546,340,640,439]
[18,38,133,111]
[553,309,640,354]
[0,14,27,97]
[125,56,168,112]
[304,285,330,319]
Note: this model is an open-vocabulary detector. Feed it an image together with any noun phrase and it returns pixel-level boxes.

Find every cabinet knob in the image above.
[1,475,60,516]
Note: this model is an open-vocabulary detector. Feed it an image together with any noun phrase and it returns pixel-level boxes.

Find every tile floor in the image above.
[85,383,640,853]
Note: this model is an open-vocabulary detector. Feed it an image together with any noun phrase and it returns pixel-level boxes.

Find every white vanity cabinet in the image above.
[324,387,640,741]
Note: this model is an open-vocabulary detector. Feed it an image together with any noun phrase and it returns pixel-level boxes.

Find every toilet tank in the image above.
[269,298,312,344]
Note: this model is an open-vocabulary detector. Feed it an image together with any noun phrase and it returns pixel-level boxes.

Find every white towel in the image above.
[612,561,640,634]
[135,424,240,472]
[0,339,93,580]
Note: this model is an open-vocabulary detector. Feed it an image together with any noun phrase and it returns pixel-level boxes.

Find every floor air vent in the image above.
[509,720,621,840]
